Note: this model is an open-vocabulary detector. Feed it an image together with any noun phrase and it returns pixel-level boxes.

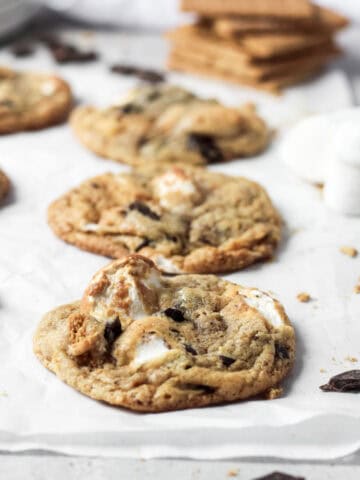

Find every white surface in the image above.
[1,30,360,460]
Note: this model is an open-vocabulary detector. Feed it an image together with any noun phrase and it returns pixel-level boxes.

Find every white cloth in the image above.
[0,30,359,460]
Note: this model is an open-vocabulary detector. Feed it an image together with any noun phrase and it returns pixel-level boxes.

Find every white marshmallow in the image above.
[324,122,360,216]
[133,336,169,366]
[280,107,360,184]
[152,255,182,274]
[239,288,283,329]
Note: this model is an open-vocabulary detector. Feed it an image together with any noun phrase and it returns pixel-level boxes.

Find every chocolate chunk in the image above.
[184,344,197,355]
[104,318,122,347]
[11,43,34,57]
[51,44,97,64]
[164,308,186,323]
[119,103,143,114]
[40,35,98,64]
[110,64,165,83]
[220,355,235,367]
[0,100,14,108]
[128,201,160,221]
[135,238,150,252]
[253,472,305,480]
[187,133,224,163]
[90,182,100,189]
[136,69,165,83]
[275,342,289,360]
[320,370,360,393]
[110,64,138,75]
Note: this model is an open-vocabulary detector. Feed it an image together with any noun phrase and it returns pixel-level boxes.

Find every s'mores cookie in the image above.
[48,164,281,274]
[0,67,72,133]
[34,255,295,412]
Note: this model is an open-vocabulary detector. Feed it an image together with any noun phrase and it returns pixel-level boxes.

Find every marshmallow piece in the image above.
[239,288,283,329]
[133,335,169,366]
[280,108,360,184]
[324,122,360,216]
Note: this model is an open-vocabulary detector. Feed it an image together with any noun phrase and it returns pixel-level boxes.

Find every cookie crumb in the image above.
[264,386,283,400]
[297,292,311,303]
[354,283,360,294]
[345,356,358,363]
[320,368,327,373]
[227,469,239,477]
[340,246,358,257]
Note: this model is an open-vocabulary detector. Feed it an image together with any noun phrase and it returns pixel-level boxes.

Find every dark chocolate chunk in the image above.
[51,44,97,64]
[110,64,165,83]
[320,370,360,393]
[119,103,143,114]
[135,238,150,252]
[11,42,34,57]
[187,133,224,163]
[253,472,305,480]
[40,35,98,64]
[184,344,197,355]
[0,100,14,108]
[164,308,186,323]
[128,201,160,221]
[275,342,289,360]
[104,318,122,347]
[136,69,165,83]
[220,355,235,367]
[90,182,100,189]
[110,64,138,75]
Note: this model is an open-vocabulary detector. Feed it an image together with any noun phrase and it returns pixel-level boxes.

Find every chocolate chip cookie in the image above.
[0,169,9,201]
[48,164,281,273]
[33,255,295,412]
[0,67,72,133]
[70,84,270,165]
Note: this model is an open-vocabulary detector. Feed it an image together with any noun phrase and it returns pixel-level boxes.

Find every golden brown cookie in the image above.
[48,164,281,274]
[33,255,295,412]
[70,84,270,166]
[0,67,72,133]
[0,169,10,202]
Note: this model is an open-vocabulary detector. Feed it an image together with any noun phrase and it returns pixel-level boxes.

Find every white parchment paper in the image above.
[1,31,360,459]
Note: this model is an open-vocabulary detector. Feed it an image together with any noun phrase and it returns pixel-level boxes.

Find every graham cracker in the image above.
[181,0,315,19]
[240,32,332,58]
[211,5,348,37]
[168,51,325,93]
[167,26,341,79]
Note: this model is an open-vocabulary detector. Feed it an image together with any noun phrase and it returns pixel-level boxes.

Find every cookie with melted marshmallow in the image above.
[70,84,270,166]
[33,255,295,412]
[0,67,72,133]
[48,164,281,274]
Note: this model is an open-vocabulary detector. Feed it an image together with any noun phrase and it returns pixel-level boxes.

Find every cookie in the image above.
[33,255,295,412]
[48,164,281,274]
[0,67,72,133]
[0,169,10,202]
[181,0,315,19]
[70,84,270,165]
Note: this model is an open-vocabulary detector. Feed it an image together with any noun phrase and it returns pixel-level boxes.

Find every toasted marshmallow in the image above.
[152,168,200,214]
[83,256,162,323]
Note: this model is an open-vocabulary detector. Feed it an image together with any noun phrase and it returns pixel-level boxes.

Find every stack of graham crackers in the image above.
[167,0,349,93]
